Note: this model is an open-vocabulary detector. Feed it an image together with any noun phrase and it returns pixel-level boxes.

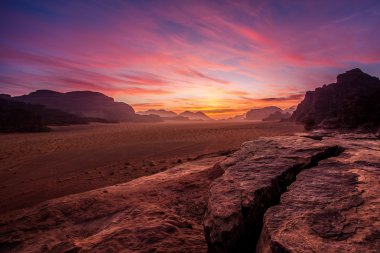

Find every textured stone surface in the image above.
[203,136,343,252]
[0,156,225,253]
[257,134,380,253]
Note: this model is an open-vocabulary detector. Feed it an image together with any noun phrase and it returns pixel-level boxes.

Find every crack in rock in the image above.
[256,134,380,253]
[203,136,344,253]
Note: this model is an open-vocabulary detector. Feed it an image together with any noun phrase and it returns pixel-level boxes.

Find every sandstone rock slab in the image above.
[257,134,380,253]
[0,156,225,253]
[203,136,342,252]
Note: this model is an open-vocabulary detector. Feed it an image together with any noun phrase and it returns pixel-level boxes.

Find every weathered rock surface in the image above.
[0,156,226,252]
[203,136,343,252]
[291,69,380,130]
[257,134,380,253]
[204,133,380,253]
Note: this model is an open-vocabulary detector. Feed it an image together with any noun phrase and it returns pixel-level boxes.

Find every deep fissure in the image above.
[251,145,344,253]
[207,145,345,253]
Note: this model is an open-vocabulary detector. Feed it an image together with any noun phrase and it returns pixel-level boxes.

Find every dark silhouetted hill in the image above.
[291,68,380,130]
[13,90,136,122]
[0,98,88,132]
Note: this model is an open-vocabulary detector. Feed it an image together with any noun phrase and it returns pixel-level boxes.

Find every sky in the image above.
[1,0,380,119]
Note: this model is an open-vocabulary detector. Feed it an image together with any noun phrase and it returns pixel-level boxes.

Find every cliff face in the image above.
[291,69,380,130]
[13,90,136,122]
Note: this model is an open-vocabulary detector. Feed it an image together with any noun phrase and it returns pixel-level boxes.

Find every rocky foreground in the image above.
[1,133,379,252]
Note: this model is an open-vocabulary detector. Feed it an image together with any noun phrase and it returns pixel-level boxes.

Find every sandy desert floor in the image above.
[0,121,303,213]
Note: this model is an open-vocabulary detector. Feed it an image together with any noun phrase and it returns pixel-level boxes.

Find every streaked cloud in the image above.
[1,0,380,118]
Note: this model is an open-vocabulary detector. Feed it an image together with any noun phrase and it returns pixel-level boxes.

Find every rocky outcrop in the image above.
[0,155,227,252]
[257,133,380,252]
[203,136,343,252]
[204,133,380,252]
[245,106,282,120]
[179,111,212,121]
[292,69,380,130]
[12,90,136,122]
[262,111,291,122]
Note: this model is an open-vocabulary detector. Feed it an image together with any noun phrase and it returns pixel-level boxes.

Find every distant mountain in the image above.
[0,98,89,132]
[133,114,163,123]
[161,116,190,121]
[262,111,291,122]
[12,90,136,122]
[283,105,297,114]
[137,109,177,118]
[245,106,282,120]
[291,68,380,130]
[223,114,246,122]
[179,111,212,121]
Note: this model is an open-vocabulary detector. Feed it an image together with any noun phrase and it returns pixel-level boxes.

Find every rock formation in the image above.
[137,109,178,118]
[256,133,380,252]
[12,90,136,122]
[245,106,282,120]
[291,69,380,131]
[204,133,380,252]
[179,111,212,121]
[0,155,227,252]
